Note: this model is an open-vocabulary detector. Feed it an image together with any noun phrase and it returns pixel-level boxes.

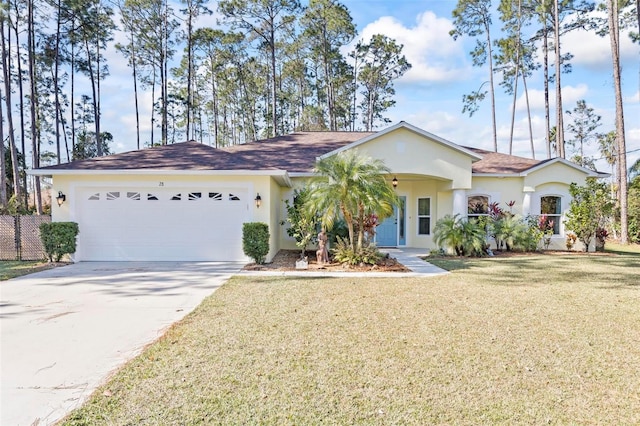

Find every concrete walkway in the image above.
[240,247,447,278]
[0,261,243,426]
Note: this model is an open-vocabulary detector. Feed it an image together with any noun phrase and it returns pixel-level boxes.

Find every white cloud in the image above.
[626,91,640,104]
[515,84,590,112]
[559,11,638,71]
[345,11,469,83]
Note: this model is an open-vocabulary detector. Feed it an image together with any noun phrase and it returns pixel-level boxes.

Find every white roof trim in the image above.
[29,168,286,177]
[289,172,316,178]
[521,157,608,177]
[29,168,293,186]
[473,173,521,178]
[317,121,483,162]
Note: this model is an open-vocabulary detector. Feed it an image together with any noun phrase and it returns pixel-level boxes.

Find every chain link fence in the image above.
[0,215,51,261]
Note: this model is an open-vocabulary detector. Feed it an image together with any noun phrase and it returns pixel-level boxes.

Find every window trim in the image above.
[467,194,490,221]
[540,195,562,235]
[417,197,431,236]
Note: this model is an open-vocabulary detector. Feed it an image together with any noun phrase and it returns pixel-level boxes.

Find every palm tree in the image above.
[307,150,398,251]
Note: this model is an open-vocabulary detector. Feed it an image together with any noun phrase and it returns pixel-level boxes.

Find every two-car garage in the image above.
[74,186,250,261]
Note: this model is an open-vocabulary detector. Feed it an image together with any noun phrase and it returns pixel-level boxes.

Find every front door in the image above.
[376,196,406,247]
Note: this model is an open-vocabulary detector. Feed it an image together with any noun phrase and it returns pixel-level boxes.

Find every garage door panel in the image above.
[76,187,249,261]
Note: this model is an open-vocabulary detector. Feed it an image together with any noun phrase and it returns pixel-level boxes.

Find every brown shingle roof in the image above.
[40,131,547,175]
[465,147,547,174]
[41,132,374,172]
[221,132,374,173]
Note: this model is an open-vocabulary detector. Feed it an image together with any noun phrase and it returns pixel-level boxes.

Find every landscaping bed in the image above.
[244,249,410,272]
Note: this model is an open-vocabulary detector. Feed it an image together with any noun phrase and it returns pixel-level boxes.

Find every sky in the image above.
[97,0,640,173]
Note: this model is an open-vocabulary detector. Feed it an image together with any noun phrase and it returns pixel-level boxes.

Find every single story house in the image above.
[31,121,605,262]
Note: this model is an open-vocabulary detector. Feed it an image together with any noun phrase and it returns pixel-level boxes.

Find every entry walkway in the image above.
[380,247,447,275]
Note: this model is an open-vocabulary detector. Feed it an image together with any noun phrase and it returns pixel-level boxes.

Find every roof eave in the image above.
[29,168,290,178]
[473,173,522,178]
[520,157,608,177]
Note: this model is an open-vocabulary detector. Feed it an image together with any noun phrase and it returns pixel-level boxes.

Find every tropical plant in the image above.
[491,214,524,251]
[306,150,398,254]
[519,215,544,252]
[538,214,555,249]
[629,175,640,243]
[565,178,614,251]
[332,236,381,266]
[434,214,486,256]
[284,187,318,259]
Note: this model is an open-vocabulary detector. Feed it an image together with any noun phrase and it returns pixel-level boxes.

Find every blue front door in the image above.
[376,196,406,247]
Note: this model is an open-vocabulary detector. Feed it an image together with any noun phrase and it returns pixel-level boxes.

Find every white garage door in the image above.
[76,187,250,261]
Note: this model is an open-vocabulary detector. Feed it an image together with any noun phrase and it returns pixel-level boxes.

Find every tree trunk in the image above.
[485,19,498,153]
[83,37,102,156]
[11,3,28,206]
[27,0,42,213]
[0,85,7,208]
[54,0,63,164]
[150,68,156,146]
[608,0,628,243]
[1,16,21,202]
[553,0,565,158]
[270,27,278,137]
[186,11,193,140]
[543,5,551,158]
[70,35,76,154]
[522,72,535,159]
[508,44,521,156]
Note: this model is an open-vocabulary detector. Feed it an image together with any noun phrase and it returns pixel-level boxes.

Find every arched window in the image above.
[467,195,489,221]
[540,196,561,234]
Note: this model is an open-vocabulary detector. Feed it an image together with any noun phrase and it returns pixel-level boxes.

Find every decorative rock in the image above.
[295,258,309,269]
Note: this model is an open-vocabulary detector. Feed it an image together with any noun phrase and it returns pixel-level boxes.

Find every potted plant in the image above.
[565,232,577,251]
[595,227,608,252]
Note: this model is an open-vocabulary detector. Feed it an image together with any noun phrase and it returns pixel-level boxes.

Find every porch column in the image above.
[522,188,534,217]
[452,189,467,218]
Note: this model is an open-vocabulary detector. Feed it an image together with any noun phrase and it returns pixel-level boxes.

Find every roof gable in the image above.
[319,121,483,162]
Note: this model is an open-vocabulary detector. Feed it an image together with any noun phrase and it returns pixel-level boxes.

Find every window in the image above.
[418,198,431,235]
[188,192,202,200]
[106,192,120,201]
[229,193,240,201]
[209,192,222,201]
[127,192,141,201]
[468,195,489,221]
[541,196,561,234]
[171,193,182,201]
[147,194,158,201]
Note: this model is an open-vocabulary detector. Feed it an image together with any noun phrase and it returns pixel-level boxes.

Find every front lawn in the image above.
[0,261,53,281]
[64,253,640,425]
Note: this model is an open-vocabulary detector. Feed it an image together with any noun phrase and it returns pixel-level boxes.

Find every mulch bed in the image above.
[244,249,410,273]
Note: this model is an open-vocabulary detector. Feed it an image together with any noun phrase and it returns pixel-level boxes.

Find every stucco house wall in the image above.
[32,122,608,261]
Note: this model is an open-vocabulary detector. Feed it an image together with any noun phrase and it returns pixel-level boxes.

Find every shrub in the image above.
[434,214,485,256]
[332,236,382,266]
[242,222,270,264]
[518,215,544,252]
[39,222,79,262]
[284,188,319,258]
[565,179,613,251]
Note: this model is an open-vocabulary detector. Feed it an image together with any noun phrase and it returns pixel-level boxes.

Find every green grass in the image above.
[0,261,52,281]
[64,253,640,425]
[605,241,640,254]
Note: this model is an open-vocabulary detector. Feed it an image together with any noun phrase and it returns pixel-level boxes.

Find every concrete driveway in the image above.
[0,261,242,426]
